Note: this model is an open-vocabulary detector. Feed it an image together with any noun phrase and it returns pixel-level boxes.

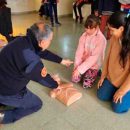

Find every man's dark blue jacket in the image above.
[0,29,62,96]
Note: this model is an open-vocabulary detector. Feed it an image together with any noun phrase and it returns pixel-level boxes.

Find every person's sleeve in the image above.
[77,37,106,74]
[38,49,62,63]
[6,8,13,34]
[24,61,58,88]
[74,34,85,69]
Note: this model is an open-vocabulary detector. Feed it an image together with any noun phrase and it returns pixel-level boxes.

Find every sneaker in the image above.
[75,16,79,22]
[79,17,83,24]
[55,22,61,26]
[51,23,54,27]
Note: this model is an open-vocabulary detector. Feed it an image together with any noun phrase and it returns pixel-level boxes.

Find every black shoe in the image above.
[75,16,79,22]
[55,22,61,26]
[51,23,54,27]
[79,17,83,24]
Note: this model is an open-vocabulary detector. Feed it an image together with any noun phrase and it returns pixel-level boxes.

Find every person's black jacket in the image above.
[98,0,121,14]
[0,6,13,36]
[0,29,62,96]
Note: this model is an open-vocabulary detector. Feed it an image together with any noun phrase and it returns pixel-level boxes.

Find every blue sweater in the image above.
[0,29,62,96]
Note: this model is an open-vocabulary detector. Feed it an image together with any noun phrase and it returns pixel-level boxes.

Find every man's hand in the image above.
[61,59,73,67]
[51,74,60,85]
[41,67,47,77]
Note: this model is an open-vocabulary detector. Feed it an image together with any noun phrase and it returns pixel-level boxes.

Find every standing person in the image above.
[73,0,89,23]
[119,0,130,16]
[91,0,99,16]
[98,0,121,39]
[0,0,14,42]
[39,0,50,19]
[72,15,106,88]
[0,21,73,124]
[97,11,130,113]
[46,0,61,27]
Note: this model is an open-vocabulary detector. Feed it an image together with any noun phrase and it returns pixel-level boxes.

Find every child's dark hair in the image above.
[108,11,130,67]
[0,0,7,8]
[84,14,100,29]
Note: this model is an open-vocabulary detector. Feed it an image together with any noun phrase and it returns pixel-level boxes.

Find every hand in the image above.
[51,74,60,85]
[41,67,47,77]
[50,85,61,98]
[61,59,73,67]
[97,78,104,89]
[72,69,80,80]
[113,89,125,104]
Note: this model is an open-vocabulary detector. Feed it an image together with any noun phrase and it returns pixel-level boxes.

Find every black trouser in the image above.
[91,0,99,14]
[48,2,59,24]
[73,1,87,19]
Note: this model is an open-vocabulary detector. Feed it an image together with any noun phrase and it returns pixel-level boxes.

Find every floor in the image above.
[1,13,130,130]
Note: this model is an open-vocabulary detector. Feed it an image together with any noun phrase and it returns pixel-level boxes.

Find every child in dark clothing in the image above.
[98,0,121,39]
[46,0,61,27]
[0,0,14,42]
[39,0,50,19]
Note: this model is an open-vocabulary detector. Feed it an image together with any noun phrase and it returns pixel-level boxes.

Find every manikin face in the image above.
[85,27,97,36]
[38,32,53,50]
[108,24,124,38]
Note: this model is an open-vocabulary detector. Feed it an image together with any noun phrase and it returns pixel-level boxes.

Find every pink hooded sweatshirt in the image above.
[74,28,107,75]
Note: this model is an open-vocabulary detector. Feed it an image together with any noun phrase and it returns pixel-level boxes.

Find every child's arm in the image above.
[74,34,85,69]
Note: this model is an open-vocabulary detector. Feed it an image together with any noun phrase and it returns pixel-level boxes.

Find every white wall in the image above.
[57,0,73,16]
[7,0,36,13]
[7,0,73,15]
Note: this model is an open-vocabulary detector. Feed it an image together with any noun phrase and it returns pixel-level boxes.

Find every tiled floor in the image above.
[1,13,130,130]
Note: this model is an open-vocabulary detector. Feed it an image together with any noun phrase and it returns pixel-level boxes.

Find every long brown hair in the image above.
[108,11,130,68]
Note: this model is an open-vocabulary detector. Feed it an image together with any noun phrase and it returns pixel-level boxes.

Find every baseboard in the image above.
[12,11,72,17]
[58,14,72,18]
[11,10,37,15]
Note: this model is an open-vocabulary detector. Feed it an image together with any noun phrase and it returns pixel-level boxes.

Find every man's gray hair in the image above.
[30,23,53,42]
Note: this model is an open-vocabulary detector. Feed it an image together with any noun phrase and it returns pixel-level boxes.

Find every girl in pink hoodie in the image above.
[72,14,106,88]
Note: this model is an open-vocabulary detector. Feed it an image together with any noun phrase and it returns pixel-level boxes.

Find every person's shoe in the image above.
[75,16,79,22]
[79,17,83,24]
[51,23,54,27]
[55,22,61,27]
